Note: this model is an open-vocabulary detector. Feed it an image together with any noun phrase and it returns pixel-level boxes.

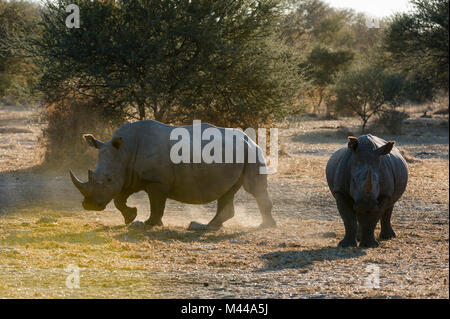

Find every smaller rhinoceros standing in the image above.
[326,134,408,248]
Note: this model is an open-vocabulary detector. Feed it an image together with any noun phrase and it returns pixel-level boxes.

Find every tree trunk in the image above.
[138,104,145,120]
[316,88,324,114]
[361,119,367,134]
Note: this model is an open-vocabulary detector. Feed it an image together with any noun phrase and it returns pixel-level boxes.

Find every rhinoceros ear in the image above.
[83,134,104,149]
[377,141,395,156]
[348,136,359,152]
[111,136,123,150]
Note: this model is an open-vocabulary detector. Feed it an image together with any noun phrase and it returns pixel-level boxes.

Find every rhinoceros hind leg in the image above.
[379,206,396,240]
[242,163,276,228]
[206,192,236,230]
[243,171,276,228]
[254,191,276,229]
[144,185,167,227]
[188,183,240,231]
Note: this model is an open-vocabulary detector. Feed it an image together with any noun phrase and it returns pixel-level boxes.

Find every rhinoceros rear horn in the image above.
[69,170,90,197]
[83,134,104,149]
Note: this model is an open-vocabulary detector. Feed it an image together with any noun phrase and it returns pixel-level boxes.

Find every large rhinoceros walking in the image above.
[326,134,408,248]
[70,120,276,230]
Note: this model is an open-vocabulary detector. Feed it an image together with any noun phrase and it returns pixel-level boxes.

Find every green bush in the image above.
[373,110,409,134]
[31,0,302,129]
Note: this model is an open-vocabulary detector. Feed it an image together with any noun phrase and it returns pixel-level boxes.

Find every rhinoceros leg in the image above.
[144,184,167,227]
[207,190,237,230]
[379,205,396,240]
[114,192,137,225]
[334,192,358,248]
[357,211,380,248]
[242,167,276,229]
[188,182,241,231]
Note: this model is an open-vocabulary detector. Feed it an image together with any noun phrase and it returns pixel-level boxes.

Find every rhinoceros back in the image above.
[117,120,263,204]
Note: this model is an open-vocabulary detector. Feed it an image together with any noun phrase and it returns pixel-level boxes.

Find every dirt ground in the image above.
[0,103,448,299]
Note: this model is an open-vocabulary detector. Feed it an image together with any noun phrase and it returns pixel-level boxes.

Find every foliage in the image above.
[299,45,354,112]
[333,65,405,133]
[373,109,409,134]
[27,0,301,128]
[0,0,40,102]
[42,97,125,165]
[382,0,449,92]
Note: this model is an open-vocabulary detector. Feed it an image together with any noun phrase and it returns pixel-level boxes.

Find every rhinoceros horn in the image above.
[364,169,372,194]
[88,169,95,183]
[70,170,91,197]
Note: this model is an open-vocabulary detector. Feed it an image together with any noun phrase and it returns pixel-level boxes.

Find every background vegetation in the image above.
[0,0,448,160]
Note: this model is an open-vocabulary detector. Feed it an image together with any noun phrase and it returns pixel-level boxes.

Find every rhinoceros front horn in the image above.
[88,169,95,182]
[69,170,90,197]
[364,169,372,194]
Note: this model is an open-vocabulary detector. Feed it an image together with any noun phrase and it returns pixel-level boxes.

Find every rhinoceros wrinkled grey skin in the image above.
[69,120,276,230]
[326,134,408,248]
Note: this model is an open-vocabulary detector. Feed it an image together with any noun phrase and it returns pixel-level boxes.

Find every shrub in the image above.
[373,109,409,134]
[42,98,124,167]
[333,65,404,133]
[31,0,301,128]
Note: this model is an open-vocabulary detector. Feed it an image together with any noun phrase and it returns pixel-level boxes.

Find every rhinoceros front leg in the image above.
[334,192,358,248]
[357,211,380,248]
[114,192,137,225]
[144,184,167,227]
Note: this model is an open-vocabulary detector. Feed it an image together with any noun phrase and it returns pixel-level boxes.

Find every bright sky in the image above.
[28,0,413,18]
[323,0,412,18]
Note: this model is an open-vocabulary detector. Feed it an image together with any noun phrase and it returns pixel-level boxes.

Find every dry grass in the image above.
[0,104,448,298]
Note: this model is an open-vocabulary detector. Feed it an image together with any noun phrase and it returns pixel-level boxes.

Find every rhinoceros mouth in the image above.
[82,199,106,211]
[353,198,379,213]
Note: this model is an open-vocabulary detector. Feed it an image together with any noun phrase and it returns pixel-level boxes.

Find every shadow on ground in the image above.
[292,129,351,145]
[2,229,112,246]
[258,247,366,271]
[113,226,252,244]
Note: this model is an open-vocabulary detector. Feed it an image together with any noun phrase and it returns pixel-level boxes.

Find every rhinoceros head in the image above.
[347,136,395,213]
[70,134,126,211]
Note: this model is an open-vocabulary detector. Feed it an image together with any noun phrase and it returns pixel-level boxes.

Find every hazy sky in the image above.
[323,0,412,18]
[28,0,413,18]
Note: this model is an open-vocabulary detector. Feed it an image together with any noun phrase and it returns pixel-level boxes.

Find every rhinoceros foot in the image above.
[378,229,396,241]
[144,219,164,229]
[128,220,145,230]
[258,220,277,230]
[338,238,357,248]
[187,221,222,231]
[359,239,379,248]
[123,207,138,225]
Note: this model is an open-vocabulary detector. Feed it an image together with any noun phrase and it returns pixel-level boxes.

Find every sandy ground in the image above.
[0,104,448,298]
